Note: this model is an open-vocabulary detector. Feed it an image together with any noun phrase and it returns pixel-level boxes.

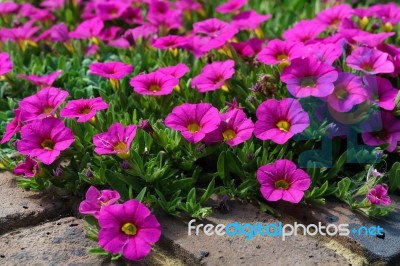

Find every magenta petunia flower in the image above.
[16,118,75,165]
[280,57,338,98]
[353,32,395,48]
[0,108,21,144]
[69,17,104,39]
[346,47,394,74]
[0,2,18,14]
[157,63,190,78]
[130,71,179,96]
[216,0,246,14]
[18,87,69,122]
[254,98,310,144]
[363,76,398,111]
[256,39,303,66]
[50,23,70,43]
[193,18,230,36]
[303,43,343,65]
[14,156,39,178]
[191,60,235,93]
[98,199,161,261]
[89,61,133,80]
[79,186,120,218]
[151,35,188,50]
[93,122,137,159]
[366,184,391,206]
[316,4,354,28]
[232,10,271,30]
[147,0,182,31]
[257,159,311,203]
[283,19,327,43]
[164,103,220,143]
[0,52,12,76]
[326,73,367,112]
[60,97,109,123]
[231,38,264,57]
[96,1,128,21]
[362,111,400,152]
[18,71,62,88]
[203,109,254,146]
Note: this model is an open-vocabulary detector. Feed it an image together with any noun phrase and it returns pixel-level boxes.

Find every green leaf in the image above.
[88,247,109,256]
[336,177,351,199]
[105,170,129,199]
[199,178,215,204]
[217,151,226,180]
[136,187,147,202]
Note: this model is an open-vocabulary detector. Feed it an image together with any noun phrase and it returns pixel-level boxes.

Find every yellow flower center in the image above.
[275,179,289,189]
[276,54,288,61]
[384,22,393,32]
[149,84,161,92]
[362,63,373,72]
[334,86,349,100]
[43,107,53,114]
[82,108,91,114]
[187,123,201,133]
[41,139,55,150]
[121,223,137,236]
[114,141,127,151]
[276,120,290,132]
[300,77,316,88]
[222,129,236,141]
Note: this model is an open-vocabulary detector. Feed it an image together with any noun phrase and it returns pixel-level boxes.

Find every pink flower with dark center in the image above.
[366,184,391,206]
[378,43,400,77]
[130,71,179,96]
[19,87,69,122]
[93,123,137,159]
[363,76,398,111]
[317,4,354,28]
[370,3,400,25]
[157,63,190,78]
[203,109,254,146]
[98,199,161,261]
[280,57,339,98]
[232,10,271,30]
[257,39,303,66]
[327,73,367,112]
[283,19,327,43]
[0,108,21,144]
[257,159,311,203]
[216,0,246,14]
[303,43,343,65]
[18,71,62,88]
[254,98,310,144]
[346,47,394,74]
[231,38,264,57]
[0,21,40,49]
[16,118,75,165]
[60,97,109,123]
[191,60,235,93]
[193,18,232,37]
[165,103,220,143]
[89,61,133,80]
[69,17,104,39]
[353,32,395,48]
[14,156,39,178]
[99,27,122,42]
[40,0,65,11]
[0,52,12,76]
[151,35,188,49]
[121,6,143,25]
[50,23,70,42]
[79,186,120,218]
[147,0,182,31]
[96,1,128,21]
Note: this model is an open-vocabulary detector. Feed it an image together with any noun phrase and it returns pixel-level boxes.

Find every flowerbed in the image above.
[0,0,400,262]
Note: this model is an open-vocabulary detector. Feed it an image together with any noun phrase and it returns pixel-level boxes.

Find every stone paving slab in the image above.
[273,198,400,266]
[0,172,68,234]
[157,198,352,266]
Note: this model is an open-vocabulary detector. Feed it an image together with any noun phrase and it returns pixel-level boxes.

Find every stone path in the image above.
[1,171,399,266]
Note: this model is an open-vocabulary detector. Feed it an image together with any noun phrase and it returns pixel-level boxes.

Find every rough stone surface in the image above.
[273,197,400,265]
[158,197,351,266]
[0,217,185,266]
[0,171,68,234]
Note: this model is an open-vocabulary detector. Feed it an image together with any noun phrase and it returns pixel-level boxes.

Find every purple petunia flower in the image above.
[79,186,120,218]
[283,19,327,43]
[232,10,271,30]
[346,47,394,74]
[254,98,310,144]
[257,39,303,66]
[366,184,391,206]
[257,159,311,203]
[280,57,339,98]
[151,35,188,50]
[157,63,190,78]
[303,43,343,65]
[16,118,75,165]
[363,76,398,111]
[165,103,220,143]
[0,108,22,144]
[93,122,137,159]
[14,156,39,178]
[216,0,246,14]
[96,1,128,21]
[60,97,109,123]
[316,4,354,28]
[0,2,18,14]
[69,17,104,40]
[18,71,63,88]
[98,199,161,261]
[191,60,235,92]
[0,52,12,76]
[130,71,179,96]
[89,61,133,80]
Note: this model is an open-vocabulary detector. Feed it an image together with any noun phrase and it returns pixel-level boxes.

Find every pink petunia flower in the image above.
[216,0,246,14]
[256,39,303,66]
[130,71,179,96]
[151,35,188,50]
[98,199,161,261]
[79,186,120,218]
[0,21,40,51]
[93,122,137,159]
[231,38,264,57]
[18,87,69,122]
[280,57,339,98]
[16,118,75,165]
[96,1,128,21]
[283,19,327,43]
[60,97,109,123]
[14,156,39,178]
[326,73,367,112]
[254,98,310,144]
[353,32,395,48]
[50,23,70,43]
[232,10,271,30]
[303,42,343,65]
[157,63,190,78]
[164,103,220,143]
[362,111,400,152]
[378,43,400,77]
[346,47,394,74]
[0,52,12,76]
[316,4,354,28]
[0,108,22,144]
[0,2,18,14]
[147,0,182,31]
[191,60,235,93]
[69,17,104,40]
[363,76,398,111]
[257,159,311,203]
[89,61,133,80]
[18,71,63,88]
[192,19,238,51]
[366,184,391,206]
[203,109,254,146]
